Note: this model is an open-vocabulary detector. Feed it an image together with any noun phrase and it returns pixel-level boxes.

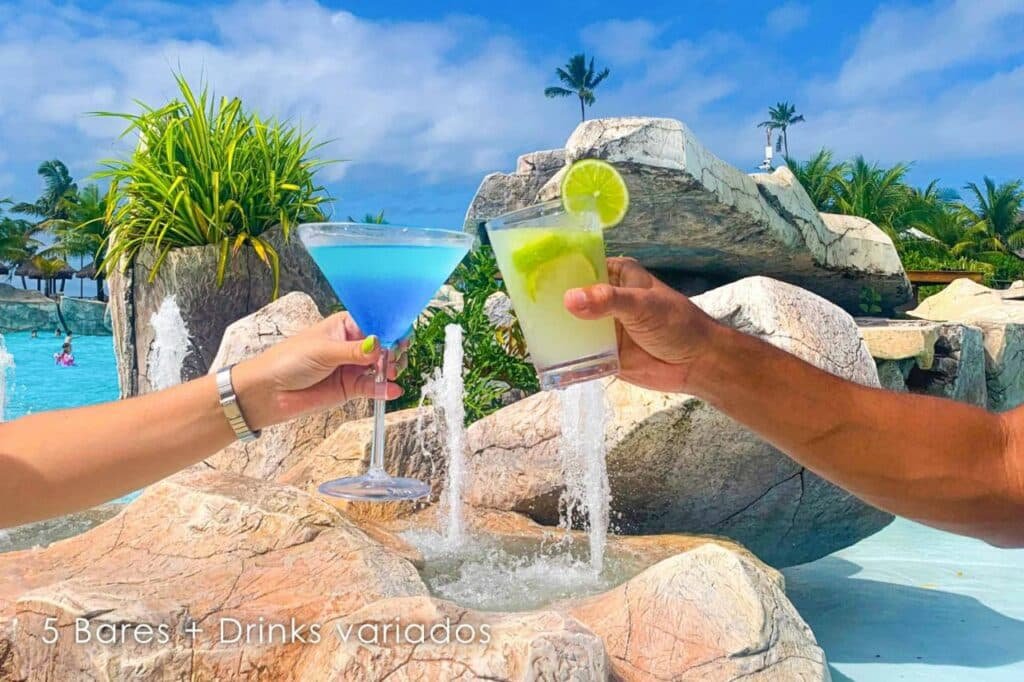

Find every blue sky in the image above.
[1,0,1024,229]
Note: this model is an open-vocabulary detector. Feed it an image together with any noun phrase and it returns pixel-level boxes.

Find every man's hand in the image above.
[564,257,719,393]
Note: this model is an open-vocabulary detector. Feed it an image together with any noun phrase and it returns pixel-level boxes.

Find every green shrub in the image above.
[96,74,332,296]
[395,246,538,424]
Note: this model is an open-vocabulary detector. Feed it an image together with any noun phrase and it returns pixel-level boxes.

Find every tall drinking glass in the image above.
[298,222,474,501]
[485,200,619,390]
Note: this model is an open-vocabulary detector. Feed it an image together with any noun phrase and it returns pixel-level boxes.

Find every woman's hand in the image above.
[564,257,720,393]
[231,313,407,430]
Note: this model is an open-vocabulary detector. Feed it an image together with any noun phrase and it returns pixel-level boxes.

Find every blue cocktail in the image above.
[298,223,474,501]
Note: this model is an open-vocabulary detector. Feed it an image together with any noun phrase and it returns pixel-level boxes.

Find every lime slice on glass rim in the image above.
[560,158,629,228]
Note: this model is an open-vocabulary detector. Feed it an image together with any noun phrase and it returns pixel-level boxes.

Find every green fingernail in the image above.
[361,336,378,354]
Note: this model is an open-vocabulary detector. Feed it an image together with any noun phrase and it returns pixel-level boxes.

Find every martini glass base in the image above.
[318,473,431,501]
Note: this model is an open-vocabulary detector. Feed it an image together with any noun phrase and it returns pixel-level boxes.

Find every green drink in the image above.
[487,201,619,389]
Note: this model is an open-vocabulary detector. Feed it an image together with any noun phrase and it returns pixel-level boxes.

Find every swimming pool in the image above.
[1,331,119,420]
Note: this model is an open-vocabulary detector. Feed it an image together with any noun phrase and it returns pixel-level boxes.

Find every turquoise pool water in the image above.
[1,331,119,420]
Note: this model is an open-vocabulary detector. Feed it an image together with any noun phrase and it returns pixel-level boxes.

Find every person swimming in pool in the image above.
[1,264,1021,550]
[54,342,74,367]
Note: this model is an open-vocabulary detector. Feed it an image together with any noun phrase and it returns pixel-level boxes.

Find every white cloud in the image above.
[834,0,1024,100]
[0,0,579,192]
[765,2,810,36]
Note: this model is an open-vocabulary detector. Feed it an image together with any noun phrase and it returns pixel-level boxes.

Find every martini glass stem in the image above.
[368,346,391,478]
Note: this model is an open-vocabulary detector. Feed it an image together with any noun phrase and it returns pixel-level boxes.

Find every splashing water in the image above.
[558,380,611,573]
[148,296,190,391]
[0,333,14,422]
[419,324,467,549]
[403,528,642,612]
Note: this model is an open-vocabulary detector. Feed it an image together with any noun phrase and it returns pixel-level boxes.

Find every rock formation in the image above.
[907,279,1024,411]
[464,276,892,567]
[466,117,912,313]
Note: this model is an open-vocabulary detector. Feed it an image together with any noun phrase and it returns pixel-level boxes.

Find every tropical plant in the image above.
[42,184,112,300]
[395,247,537,423]
[831,156,914,236]
[544,53,611,122]
[758,102,805,156]
[960,177,1024,251]
[347,210,387,224]
[95,74,333,296]
[11,160,79,227]
[784,149,846,211]
[0,198,43,285]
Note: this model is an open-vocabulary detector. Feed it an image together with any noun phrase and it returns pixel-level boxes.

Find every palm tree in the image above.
[758,102,805,157]
[0,198,43,287]
[43,184,112,301]
[12,160,79,227]
[961,177,1024,252]
[544,53,611,122]
[832,157,913,237]
[784,149,847,211]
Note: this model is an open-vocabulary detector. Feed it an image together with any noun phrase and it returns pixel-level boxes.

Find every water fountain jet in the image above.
[148,296,190,391]
[0,333,14,423]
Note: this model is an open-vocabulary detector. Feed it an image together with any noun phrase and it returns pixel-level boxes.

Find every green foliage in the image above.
[858,287,882,315]
[96,74,333,296]
[11,160,78,224]
[544,53,611,121]
[395,246,538,424]
[0,199,40,267]
[787,149,1024,290]
[347,210,387,224]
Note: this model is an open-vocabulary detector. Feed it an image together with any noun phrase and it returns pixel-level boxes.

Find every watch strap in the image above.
[216,364,260,443]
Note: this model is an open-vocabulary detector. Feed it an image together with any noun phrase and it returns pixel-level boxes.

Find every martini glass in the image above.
[298,222,474,501]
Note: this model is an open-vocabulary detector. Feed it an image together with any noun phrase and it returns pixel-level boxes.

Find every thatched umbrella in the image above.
[76,261,97,298]
[16,258,74,294]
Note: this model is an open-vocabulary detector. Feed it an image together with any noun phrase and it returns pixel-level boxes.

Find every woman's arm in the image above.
[567,258,1024,547]
[0,314,401,528]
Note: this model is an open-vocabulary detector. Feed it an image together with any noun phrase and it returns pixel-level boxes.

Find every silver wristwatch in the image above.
[216,364,260,442]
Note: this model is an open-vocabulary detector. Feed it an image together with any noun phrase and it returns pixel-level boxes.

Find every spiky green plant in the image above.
[95,75,333,296]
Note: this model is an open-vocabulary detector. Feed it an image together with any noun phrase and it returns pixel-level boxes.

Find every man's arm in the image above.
[693,323,1023,547]
[566,258,1024,547]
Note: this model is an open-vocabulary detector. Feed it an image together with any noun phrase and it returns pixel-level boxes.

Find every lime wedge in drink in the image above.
[560,158,629,228]
[524,251,599,302]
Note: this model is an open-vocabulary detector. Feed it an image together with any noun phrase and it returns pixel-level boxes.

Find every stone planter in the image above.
[108,225,337,397]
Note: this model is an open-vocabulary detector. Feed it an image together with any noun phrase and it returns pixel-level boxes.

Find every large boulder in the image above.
[466,117,912,313]
[858,318,988,407]
[203,292,371,480]
[279,407,442,523]
[568,545,829,681]
[108,225,338,398]
[0,468,427,680]
[908,279,1024,411]
[463,149,566,233]
[0,284,58,332]
[58,296,111,335]
[300,596,609,680]
[464,276,892,567]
